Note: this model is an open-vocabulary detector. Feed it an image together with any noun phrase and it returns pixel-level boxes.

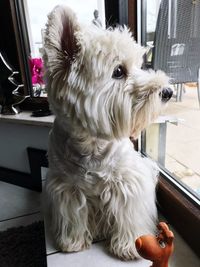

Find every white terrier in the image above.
[43,6,172,260]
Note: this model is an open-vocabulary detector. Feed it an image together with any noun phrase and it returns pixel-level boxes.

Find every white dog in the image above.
[43,6,172,260]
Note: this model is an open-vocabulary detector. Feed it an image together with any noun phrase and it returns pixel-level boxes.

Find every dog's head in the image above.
[43,6,172,139]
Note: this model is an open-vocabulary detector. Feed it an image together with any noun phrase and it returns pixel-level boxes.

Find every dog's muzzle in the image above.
[160,87,173,102]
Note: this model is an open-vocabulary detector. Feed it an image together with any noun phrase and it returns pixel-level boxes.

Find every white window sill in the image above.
[0,111,54,127]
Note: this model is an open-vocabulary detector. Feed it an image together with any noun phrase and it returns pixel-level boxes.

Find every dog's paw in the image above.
[58,239,92,252]
[56,231,92,252]
[109,244,138,261]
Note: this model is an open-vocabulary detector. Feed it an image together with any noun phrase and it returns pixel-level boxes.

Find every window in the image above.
[25,0,105,97]
[141,0,200,201]
[8,0,105,107]
[139,0,200,256]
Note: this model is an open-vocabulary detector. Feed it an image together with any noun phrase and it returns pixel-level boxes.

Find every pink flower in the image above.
[29,58,44,85]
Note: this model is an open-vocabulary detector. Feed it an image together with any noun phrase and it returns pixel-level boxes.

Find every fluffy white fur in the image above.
[43,6,170,260]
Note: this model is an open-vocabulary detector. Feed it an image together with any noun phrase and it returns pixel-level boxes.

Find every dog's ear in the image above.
[43,5,80,74]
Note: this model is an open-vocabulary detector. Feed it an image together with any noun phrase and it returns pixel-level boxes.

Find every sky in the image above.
[26,0,104,57]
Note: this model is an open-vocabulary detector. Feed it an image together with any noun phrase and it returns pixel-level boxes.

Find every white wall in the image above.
[0,122,50,173]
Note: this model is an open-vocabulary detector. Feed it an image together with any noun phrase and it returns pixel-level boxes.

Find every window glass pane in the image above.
[165,89,200,197]
[141,0,200,200]
[143,85,200,199]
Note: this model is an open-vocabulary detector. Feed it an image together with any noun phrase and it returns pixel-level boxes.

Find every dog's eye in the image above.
[112,65,126,79]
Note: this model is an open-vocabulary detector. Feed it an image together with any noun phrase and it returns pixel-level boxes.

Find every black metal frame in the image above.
[27,147,48,191]
[0,148,48,192]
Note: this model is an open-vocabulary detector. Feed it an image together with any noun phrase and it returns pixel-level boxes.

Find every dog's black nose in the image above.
[160,87,173,102]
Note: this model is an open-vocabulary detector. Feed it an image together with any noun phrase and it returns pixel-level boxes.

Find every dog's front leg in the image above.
[103,179,157,261]
[48,182,92,252]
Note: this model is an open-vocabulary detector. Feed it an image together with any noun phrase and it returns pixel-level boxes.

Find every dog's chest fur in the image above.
[48,118,157,196]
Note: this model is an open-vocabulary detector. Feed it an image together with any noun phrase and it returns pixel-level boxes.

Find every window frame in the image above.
[157,173,200,256]
[7,0,50,111]
[9,0,32,97]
